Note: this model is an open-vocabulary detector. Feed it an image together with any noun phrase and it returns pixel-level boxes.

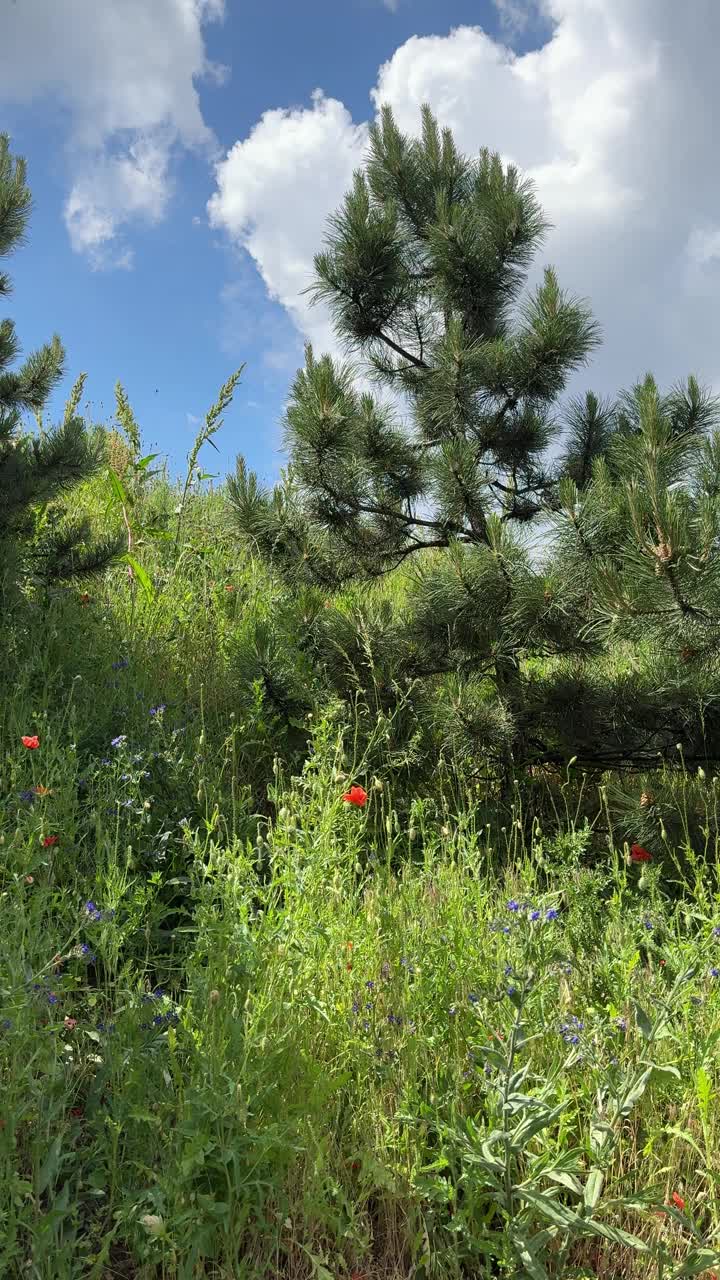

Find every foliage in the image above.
[2,670,720,1277]
[229,107,720,787]
[0,135,117,593]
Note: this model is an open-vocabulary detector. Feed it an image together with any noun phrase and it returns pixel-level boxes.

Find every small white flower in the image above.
[140,1213,165,1236]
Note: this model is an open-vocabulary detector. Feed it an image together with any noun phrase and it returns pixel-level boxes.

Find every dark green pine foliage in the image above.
[229,106,718,780]
[546,374,720,769]
[0,134,116,591]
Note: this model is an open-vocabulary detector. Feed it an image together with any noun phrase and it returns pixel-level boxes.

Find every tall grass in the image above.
[1,469,720,1278]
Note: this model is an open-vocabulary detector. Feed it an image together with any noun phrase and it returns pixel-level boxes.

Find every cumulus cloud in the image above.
[209,0,720,408]
[208,90,368,356]
[0,0,225,267]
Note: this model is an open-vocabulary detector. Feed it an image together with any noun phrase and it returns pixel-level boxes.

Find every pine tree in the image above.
[0,133,113,590]
[229,106,718,781]
[546,374,720,767]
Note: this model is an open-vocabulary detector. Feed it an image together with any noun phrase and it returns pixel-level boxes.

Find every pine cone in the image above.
[640,790,654,808]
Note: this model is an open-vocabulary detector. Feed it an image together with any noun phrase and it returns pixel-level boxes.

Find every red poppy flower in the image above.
[21,735,40,750]
[70,1107,84,1119]
[671,1191,685,1211]
[80,592,90,606]
[342,785,368,808]
[33,785,52,796]
[630,843,653,862]
[64,1016,78,1031]
[42,835,59,848]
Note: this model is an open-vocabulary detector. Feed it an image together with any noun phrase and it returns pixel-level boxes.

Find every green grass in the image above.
[2,475,720,1279]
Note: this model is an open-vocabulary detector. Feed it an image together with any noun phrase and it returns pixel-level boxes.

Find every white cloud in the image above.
[0,0,225,266]
[208,0,720,410]
[208,90,368,356]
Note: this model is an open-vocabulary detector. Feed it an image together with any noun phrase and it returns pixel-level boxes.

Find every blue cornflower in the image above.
[149,704,166,717]
[111,735,126,748]
[546,908,559,922]
[85,901,102,922]
[507,900,520,913]
[615,1017,627,1031]
[643,918,654,932]
[468,992,479,1004]
[714,927,720,938]
[100,758,111,767]
[351,1001,360,1014]
[507,986,517,997]
[711,968,720,979]
[529,909,541,922]
[18,789,35,803]
[47,992,58,1005]
[449,1005,457,1018]
[120,773,131,782]
[504,964,513,976]
[366,980,375,990]
[111,657,129,671]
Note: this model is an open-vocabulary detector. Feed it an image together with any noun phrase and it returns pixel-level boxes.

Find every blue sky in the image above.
[2,0,720,485]
[4,0,523,482]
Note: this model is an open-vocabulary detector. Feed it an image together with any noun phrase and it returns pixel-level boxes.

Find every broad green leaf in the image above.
[512,1104,566,1149]
[36,1135,62,1195]
[545,1169,583,1197]
[585,1219,650,1253]
[510,1226,552,1280]
[632,1000,652,1040]
[106,467,131,507]
[122,553,154,603]
[519,1186,578,1229]
[583,1167,604,1210]
[649,1063,681,1081]
[618,1066,654,1116]
[696,1065,712,1124]
[672,1247,720,1277]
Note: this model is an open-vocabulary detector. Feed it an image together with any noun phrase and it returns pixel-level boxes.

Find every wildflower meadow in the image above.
[2,467,720,1280]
